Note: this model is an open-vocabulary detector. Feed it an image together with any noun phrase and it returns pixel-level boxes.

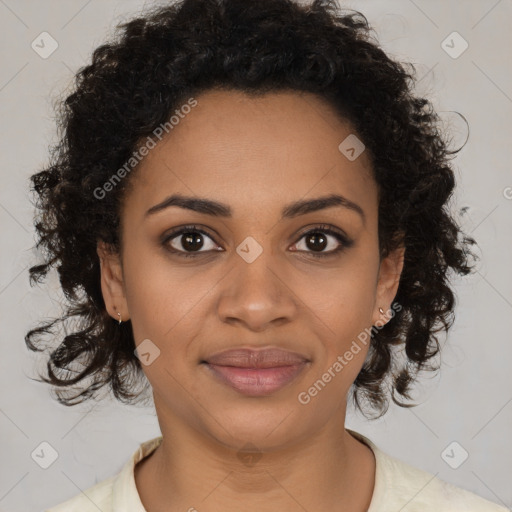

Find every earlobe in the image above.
[96,240,129,322]
[373,245,405,325]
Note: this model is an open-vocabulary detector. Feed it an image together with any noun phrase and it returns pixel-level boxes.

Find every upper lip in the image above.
[203,348,309,368]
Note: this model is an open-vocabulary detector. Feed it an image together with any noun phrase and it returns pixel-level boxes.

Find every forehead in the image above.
[123,89,377,222]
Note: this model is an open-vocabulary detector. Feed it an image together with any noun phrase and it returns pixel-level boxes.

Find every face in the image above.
[97,89,404,451]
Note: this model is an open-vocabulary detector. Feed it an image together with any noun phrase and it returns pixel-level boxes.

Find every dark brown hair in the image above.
[26,0,476,419]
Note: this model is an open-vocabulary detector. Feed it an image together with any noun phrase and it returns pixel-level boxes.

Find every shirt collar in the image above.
[112,435,163,512]
[346,428,388,511]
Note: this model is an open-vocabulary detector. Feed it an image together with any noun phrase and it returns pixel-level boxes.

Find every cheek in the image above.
[122,246,193,340]
[302,252,379,377]
[300,251,378,323]
[122,246,219,364]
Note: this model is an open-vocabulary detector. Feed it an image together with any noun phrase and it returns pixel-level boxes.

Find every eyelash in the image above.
[161,224,354,259]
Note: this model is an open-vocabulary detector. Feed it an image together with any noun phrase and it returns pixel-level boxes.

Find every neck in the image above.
[135,405,376,511]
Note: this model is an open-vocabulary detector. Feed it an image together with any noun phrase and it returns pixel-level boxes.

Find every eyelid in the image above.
[160,224,220,256]
[295,223,350,242]
[290,224,354,258]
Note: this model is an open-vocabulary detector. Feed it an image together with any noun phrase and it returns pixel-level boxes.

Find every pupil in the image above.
[307,232,327,251]
[183,232,204,251]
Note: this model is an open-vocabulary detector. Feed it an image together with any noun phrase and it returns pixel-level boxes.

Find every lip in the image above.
[203,348,309,368]
[202,348,310,396]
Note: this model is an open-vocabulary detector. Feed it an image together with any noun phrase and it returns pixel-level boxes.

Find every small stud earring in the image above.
[117,312,122,324]
[379,307,384,314]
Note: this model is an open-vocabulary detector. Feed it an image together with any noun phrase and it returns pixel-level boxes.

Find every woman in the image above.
[26,0,506,510]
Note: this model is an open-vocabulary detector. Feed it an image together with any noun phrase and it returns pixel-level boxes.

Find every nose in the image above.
[216,249,298,332]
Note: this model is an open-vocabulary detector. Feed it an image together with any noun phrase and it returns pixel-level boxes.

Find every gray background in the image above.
[0,0,511,510]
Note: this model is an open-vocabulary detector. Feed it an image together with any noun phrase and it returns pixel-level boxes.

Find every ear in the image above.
[372,244,405,326]
[96,240,129,322]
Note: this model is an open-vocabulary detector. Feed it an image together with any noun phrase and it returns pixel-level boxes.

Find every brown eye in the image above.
[304,232,329,252]
[179,232,206,252]
[291,225,354,258]
[162,225,220,258]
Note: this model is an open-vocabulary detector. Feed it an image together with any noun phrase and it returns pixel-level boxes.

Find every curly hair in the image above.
[26,0,476,418]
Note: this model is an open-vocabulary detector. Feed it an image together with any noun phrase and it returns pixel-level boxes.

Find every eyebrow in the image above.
[145,193,365,223]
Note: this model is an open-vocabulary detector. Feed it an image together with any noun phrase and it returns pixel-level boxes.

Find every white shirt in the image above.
[45,429,508,511]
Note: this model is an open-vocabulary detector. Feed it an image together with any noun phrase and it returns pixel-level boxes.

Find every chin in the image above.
[200,400,310,452]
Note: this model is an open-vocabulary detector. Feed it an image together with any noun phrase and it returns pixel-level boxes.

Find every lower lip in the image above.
[203,363,308,396]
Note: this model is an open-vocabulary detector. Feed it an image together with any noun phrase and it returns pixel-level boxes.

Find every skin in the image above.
[97,89,405,511]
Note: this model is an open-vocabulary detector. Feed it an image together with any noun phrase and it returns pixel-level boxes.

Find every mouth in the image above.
[201,348,310,396]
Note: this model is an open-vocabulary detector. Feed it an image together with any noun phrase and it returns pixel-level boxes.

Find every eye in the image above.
[291,224,354,258]
[161,223,353,259]
[162,225,221,258]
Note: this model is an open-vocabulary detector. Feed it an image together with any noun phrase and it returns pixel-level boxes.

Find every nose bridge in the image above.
[217,236,296,329]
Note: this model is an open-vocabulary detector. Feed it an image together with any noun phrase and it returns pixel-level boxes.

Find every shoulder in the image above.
[44,435,163,512]
[44,475,115,512]
[347,429,508,512]
[380,453,508,511]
